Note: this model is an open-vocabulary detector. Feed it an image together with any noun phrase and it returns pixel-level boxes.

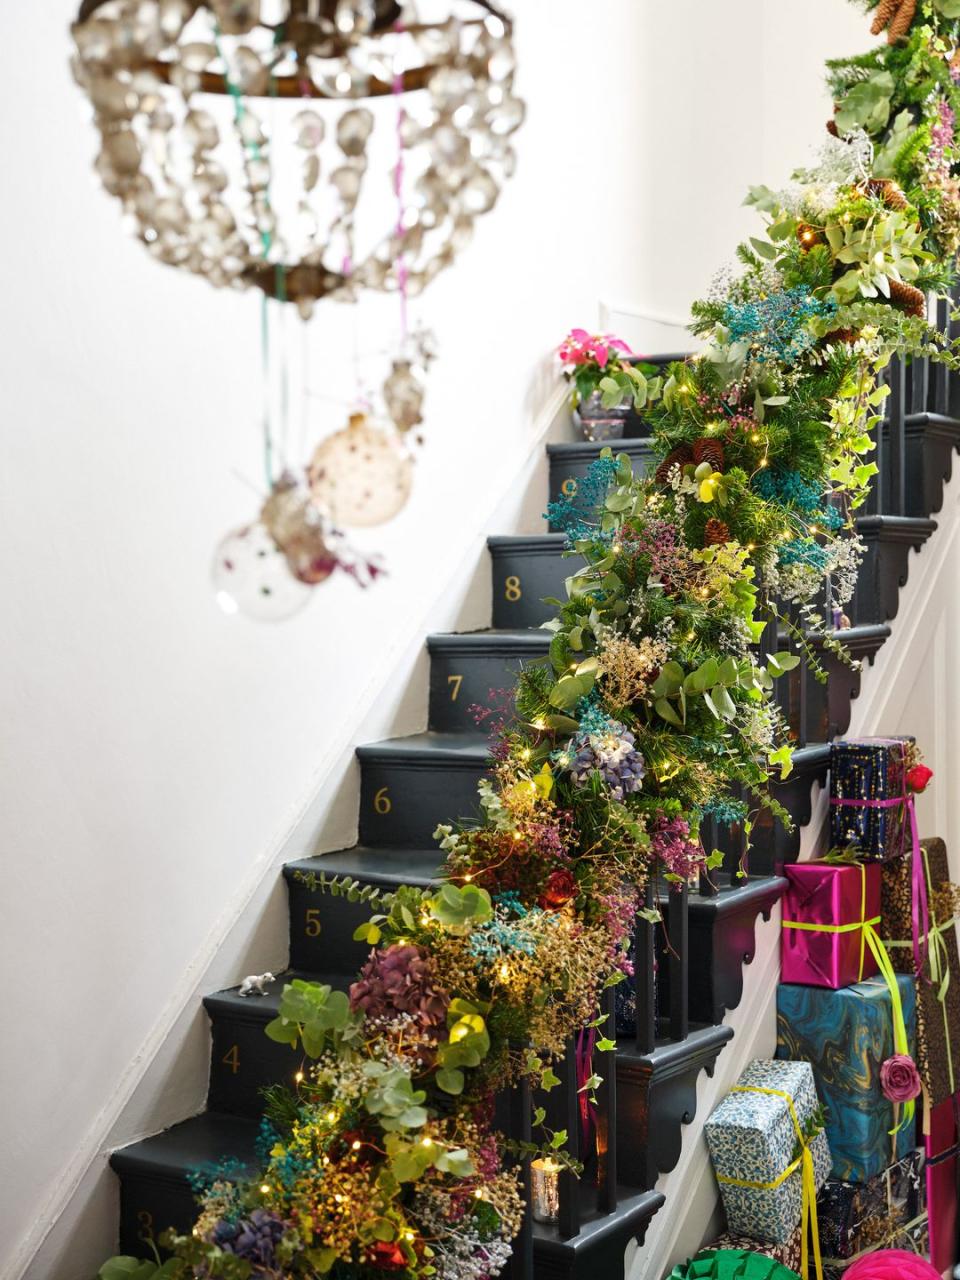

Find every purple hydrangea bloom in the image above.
[212,1209,286,1268]
[569,721,645,801]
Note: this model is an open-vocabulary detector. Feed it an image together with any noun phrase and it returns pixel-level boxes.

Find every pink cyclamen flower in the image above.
[845,1249,940,1280]
[879,1054,922,1103]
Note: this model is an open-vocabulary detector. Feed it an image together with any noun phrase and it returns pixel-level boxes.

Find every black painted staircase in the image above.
[108,350,960,1280]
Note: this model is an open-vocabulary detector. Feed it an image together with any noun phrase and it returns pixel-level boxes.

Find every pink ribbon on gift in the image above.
[830,787,929,978]
[575,1025,598,1150]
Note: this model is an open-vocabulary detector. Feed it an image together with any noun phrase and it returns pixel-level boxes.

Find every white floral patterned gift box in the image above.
[705,1059,832,1244]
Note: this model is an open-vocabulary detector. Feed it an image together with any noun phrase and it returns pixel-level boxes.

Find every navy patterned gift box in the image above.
[829,736,914,861]
[705,1059,832,1244]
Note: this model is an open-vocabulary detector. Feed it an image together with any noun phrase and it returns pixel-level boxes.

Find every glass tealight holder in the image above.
[530,1157,561,1224]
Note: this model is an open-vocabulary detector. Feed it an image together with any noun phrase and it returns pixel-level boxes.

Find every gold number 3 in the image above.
[374,787,392,814]
[504,575,522,602]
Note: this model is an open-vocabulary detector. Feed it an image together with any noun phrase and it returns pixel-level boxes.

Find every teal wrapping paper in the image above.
[705,1059,832,1244]
[776,976,916,1183]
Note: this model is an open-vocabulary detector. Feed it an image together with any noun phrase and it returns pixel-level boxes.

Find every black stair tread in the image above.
[356,731,490,764]
[427,628,552,652]
[110,1112,261,1179]
[546,439,656,461]
[617,1022,735,1072]
[531,1186,665,1253]
[679,875,787,918]
[487,533,567,551]
[284,845,443,887]
[204,969,348,1019]
[856,514,937,537]
[897,410,960,430]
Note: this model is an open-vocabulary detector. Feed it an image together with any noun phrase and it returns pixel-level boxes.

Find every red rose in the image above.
[539,869,577,909]
[367,1241,408,1270]
[906,763,933,793]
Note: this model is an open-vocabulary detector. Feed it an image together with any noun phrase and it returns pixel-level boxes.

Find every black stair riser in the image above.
[117,1175,196,1259]
[427,639,549,732]
[206,1008,304,1117]
[545,441,655,530]
[488,536,567,629]
[358,757,487,848]
[287,875,386,974]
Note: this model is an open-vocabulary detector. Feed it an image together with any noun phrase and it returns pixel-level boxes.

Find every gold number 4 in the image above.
[504,575,522,602]
[222,1044,240,1075]
[374,786,392,814]
[305,907,321,937]
[447,674,463,701]
[561,478,578,496]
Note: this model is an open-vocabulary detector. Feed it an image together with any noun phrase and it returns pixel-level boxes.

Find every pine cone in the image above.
[869,178,908,211]
[888,0,917,41]
[797,223,823,250]
[704,518,731,547]
[826,118,839,137]
[654,445,693,485]
[692,437,724,471]
[823,327,860,345]
[870,0,898,34]
[888,278,926,317]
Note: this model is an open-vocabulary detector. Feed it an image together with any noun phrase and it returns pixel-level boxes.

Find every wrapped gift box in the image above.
[705,1059,832,1244]
[711,1226,802,1273]
[781,862,882,989]
[776,975,916,1182]
[829,737,914,861]
[880,836,960,1106]
[925,1096,959,1274]
[820,1213,928,1280]
[815,1148,923,1260]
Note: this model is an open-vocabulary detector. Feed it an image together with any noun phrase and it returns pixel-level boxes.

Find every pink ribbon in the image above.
[829,790,929,977]
[575,1025,598,1150]
[392,31,409,340]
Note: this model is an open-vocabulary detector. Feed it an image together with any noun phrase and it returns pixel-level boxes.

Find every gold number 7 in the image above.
[447,674,463,701]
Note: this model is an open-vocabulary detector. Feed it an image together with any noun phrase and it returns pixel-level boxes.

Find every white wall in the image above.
[0,2,917,1278]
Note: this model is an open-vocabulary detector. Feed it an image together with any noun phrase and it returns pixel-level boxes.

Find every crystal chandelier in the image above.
[71,0,524,314]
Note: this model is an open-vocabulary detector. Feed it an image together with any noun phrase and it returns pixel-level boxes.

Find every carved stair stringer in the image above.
[627,471,960,1280]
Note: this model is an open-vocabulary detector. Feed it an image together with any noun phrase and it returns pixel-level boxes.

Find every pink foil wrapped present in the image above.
[781,862,882,989]
[925,1096,960,1274]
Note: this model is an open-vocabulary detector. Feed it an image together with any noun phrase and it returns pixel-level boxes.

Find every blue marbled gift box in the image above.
[705,1058,832,1244]
[776,975,916,1183]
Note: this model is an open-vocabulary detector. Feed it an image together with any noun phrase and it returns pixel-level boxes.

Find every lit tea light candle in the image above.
[531,1157,561,1223]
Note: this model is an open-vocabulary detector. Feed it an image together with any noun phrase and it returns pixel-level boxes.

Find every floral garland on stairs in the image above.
[102,2,960,1278]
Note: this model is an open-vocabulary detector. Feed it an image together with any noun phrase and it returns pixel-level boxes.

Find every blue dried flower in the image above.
[723,287,836,365]
[546,455,619,547]
[569,720,646,801]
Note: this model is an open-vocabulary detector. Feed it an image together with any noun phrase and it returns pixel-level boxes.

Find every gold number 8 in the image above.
[504,576,522,602]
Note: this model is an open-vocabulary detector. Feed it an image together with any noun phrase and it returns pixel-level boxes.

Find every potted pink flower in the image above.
[557,329,661,442]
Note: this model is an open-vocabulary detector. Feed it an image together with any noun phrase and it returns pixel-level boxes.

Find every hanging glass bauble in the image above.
[71,0,524,305]
[212,521,312,620]
[308,412,412,527]
[260,472,338,585]
[382,358,426,433]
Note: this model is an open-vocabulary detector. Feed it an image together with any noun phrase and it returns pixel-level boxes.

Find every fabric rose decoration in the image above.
[906,763,933,793]
[845,1248,940,1280]
[539,868,577,909]
[366,1241,408,1270]
[879,1053,922,1103]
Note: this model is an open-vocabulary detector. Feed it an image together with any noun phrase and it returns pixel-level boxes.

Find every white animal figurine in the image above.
[238,972,275,997]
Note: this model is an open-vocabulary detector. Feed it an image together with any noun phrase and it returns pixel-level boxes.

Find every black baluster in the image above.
[557,1039,581,1240]
[699,813,720,897]
[934,295,950,416]
[505,1074,534,1280]
[595,984,618,1215]
[871,367,886,515]
[634,881,657,1053]
[889,356,906,515]
[667,882,689,1043]
[908,350,928,415]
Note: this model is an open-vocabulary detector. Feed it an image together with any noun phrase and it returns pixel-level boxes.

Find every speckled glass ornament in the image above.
[308,412,412,527]
[260,474,338,585]
[71,0,525,305]
[212,521,312,620]
[382,358,425,432]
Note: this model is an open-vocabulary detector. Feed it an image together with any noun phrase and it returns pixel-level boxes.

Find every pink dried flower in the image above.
[649,813,701,881]
[349,944,450,1029]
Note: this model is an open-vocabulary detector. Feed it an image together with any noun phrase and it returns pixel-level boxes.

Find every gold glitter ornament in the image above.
[308,412,413,527]
[260,473,337,585]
